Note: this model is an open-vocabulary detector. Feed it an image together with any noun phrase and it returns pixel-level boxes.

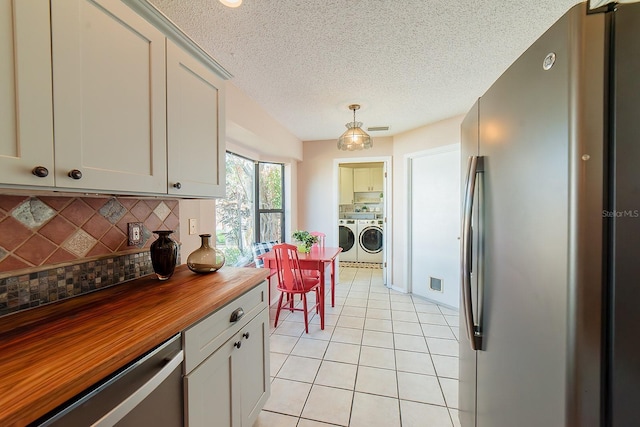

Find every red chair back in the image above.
[273,243,306,292]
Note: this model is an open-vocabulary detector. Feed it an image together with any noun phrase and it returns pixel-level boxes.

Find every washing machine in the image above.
[338,219,358,261]
[357,219,383,263]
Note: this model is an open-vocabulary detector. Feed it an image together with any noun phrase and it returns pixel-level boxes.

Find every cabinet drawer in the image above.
[184,281,267,373]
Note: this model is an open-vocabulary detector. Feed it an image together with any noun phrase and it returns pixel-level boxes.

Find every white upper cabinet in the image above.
[353,167,384,192]
[0,0,55,187]
[51,0,167,194]
[339,167,354,204]
[167,40,225,198]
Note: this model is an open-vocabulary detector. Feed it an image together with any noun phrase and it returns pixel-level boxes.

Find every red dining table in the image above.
[259,246,342,330]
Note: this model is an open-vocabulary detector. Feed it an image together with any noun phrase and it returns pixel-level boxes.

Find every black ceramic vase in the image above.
[150,230,178,280]
[187,234,225,274]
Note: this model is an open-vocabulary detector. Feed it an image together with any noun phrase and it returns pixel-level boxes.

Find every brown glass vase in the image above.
[187,234,225,274]
[150,230,178,280]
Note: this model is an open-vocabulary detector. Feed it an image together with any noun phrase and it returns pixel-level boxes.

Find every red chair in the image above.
[273,243,321,333]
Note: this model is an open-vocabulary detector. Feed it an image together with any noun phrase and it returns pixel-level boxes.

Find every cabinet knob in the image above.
[242,332,250,340]
[32,166,49,178]
[173,182,182,189]
[233,341,242,349]
[68,169,83,180]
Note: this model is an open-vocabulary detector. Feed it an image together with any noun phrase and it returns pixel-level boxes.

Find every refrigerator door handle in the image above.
[461,155,483,350]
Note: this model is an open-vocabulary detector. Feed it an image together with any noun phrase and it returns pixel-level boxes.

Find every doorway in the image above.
[407,144,460,308]
[334,157,392,286]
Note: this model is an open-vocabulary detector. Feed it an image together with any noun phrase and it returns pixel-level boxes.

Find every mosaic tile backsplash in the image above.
[0,195,180,316]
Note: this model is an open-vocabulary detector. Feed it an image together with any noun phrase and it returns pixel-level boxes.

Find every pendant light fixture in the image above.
[337,104,373,151]
[220,0,242,7]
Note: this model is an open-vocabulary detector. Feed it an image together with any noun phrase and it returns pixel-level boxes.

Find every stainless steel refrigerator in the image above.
[459,2,640,426]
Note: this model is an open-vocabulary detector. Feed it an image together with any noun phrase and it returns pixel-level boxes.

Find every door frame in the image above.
[405,143,459,298]
[333,156,392,286]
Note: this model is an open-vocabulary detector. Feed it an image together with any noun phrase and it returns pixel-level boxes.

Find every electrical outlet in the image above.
[189,218,197,235]
[128,222,143,246]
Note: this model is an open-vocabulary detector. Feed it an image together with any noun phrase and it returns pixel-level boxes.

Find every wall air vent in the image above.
[367,126,389,132]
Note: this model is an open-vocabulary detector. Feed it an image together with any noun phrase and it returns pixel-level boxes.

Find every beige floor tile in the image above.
[276,355,321,383]
[417,312,448,326]
[399,400,453,427]
[269,334,299,354]
[359,345,396,370]
[439,307,459,316]
[451,327,460,341]
[323,304,344,316]
[297,418,337,427]
[444,314,460,327]
[285,308,318,324]
[369,286,390,294]
[347,291,369,300]
[364,318,393,333]
[345,297,368,308]
[449,408,462,427]
[367,299,391,310]
[426,338,459,357]
[350,392,401,427]
[331,326,363,344]
[368,292,389,301]
[431,355,459,379]
[391,310,419,323]
[337,315,366,330]
[362,330,394,349]
[301,385,353,426]
[270,352,288,377]
[274,320,306,337]
[391,301,415,312]
[412,303,442,314]
[440,377,458,408]
[421,324,457,340]
[341,306,367,317]
[291,337,329,359]
[309,313,339,326]
[253,410,298,427]
[355,365,398,398]
[397,371,445,406]
[315,360,357,390]
[394,334,429,353]
[392,320,424,336]
[263,378,312,416]
[395,350,436,376]
[366,308,392,320]
[303,324,335,341]
[390,293,412,302]
[324,341,361,364]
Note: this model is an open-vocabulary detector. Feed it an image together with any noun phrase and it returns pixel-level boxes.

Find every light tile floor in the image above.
[254,267,461,427]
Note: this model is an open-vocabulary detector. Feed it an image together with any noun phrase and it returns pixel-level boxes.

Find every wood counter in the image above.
[0,265,269,427]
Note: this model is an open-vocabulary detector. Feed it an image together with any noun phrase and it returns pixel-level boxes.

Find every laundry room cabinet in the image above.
[339,167,354,204]
[353,167,384,192]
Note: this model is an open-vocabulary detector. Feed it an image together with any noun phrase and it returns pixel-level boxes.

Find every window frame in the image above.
[254,161,285,244]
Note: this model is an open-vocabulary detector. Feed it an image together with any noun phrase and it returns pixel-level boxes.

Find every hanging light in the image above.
[219,0,242,7]
[337,104,373,151]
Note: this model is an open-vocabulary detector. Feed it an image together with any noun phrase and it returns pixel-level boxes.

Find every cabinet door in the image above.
[339,167,353,204]
[370,167,384,192]
[238,309,270,426]
[185,336,240,427]
[51,0,167,194]
[0,0,54,187]
[167,40,225,198]
[353,168,371,192]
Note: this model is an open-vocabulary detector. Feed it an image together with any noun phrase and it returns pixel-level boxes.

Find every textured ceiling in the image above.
[150,0,581,141]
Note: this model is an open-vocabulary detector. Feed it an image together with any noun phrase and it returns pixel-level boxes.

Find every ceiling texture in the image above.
[150,0,581,142]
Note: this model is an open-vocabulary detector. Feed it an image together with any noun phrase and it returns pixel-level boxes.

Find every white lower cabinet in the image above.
[184,283,270,427]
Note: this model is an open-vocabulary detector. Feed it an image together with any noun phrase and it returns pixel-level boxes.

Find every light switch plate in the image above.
[189,218,197,235]
[128,222,143,246]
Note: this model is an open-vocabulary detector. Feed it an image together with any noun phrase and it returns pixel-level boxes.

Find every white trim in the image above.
[333,156,393,287]
[405,143,460,294]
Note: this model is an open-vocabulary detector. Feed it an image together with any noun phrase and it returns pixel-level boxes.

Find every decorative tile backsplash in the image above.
[0,194,180,317]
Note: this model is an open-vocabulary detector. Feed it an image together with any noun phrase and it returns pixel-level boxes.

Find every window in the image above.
[256,162,284,243]
[216,152,285,266]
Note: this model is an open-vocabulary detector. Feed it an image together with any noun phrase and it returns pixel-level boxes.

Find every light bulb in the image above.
[220,0,242,7]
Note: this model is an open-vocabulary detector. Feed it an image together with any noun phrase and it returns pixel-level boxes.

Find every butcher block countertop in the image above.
[0,265,269,427]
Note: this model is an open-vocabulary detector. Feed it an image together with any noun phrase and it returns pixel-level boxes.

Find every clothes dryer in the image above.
[338,219,358,261]
[357,219,383,263]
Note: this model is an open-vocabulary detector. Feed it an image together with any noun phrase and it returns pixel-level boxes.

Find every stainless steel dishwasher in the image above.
[31,334,184,427]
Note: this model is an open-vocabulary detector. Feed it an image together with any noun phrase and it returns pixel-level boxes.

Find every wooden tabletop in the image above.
[0,265,269,427]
